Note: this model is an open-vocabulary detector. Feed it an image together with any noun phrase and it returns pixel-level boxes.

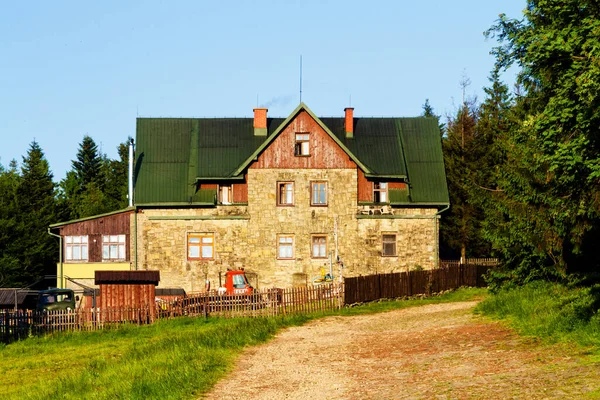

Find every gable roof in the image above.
[134,103,448,205]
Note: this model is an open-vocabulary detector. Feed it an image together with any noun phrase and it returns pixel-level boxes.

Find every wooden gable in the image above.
[250,110,357,170]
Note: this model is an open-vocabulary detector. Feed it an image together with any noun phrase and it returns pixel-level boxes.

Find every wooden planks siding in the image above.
[57,211,133,263]
[357,169,372,202]
[250,111,357,170]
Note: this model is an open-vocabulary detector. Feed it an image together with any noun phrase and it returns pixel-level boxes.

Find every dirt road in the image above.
[205,301,599,399]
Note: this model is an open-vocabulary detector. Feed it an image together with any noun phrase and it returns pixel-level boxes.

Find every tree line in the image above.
[0,137,129,287]
[436,0,600,287]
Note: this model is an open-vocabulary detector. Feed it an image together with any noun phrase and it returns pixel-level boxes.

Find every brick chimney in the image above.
[253,108,268,136]
[344,107,354,139]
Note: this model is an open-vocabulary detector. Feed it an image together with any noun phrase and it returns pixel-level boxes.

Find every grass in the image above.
[0,287,485,400]
[475,281,600,350]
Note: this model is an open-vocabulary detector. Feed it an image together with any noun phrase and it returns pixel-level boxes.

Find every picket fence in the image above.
[1,284,344,342]
[1,262,493,343]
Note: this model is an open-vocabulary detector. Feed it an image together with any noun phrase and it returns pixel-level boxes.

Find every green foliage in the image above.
[482,1,600,282]
[0,136,129,287]
[441,98,491,259]
[476,281,600,349]
[13,141,57,285]
[59,137,130,219]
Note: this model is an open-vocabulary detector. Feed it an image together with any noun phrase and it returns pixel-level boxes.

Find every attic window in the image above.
[294,133,310,156]
[374,182,388,203]
[219,184,232,204]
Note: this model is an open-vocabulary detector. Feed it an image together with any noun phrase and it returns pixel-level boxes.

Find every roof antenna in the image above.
[299,55,303,103]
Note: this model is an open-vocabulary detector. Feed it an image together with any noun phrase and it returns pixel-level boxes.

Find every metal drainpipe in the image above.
[434,204,450,268]
[47,228,63,287]
[134,207,138,270]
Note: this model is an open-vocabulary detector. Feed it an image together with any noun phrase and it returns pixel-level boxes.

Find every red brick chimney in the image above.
[344,107,354,139]
[253,108,268,136]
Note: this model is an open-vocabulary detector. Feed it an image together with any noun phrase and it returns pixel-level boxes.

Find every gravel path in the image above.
[205,301,599,399]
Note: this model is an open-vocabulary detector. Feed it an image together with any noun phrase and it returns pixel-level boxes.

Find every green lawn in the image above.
[0,288,485,400]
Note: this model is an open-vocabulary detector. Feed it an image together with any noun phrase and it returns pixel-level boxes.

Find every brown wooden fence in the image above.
[344,264,489,305]
[1,284,344,343]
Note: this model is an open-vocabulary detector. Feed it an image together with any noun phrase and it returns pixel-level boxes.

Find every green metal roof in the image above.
[134,104,448,205]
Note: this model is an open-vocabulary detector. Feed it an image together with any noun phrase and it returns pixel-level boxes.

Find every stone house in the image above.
[50,103,448,292]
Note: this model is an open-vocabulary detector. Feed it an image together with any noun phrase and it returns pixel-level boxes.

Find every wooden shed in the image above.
[95,270,160,321]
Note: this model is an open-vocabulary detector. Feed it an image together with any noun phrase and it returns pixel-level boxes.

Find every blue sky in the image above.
[0,0,525,181]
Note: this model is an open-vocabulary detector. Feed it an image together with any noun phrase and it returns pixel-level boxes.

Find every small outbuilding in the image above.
[94,270,160,321]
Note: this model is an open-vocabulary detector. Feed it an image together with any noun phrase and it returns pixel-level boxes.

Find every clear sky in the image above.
[0,0,526,182]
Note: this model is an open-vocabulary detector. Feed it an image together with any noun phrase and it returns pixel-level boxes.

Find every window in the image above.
[382,234,397,257]
[294,133,310,156]
[278,235,294,259]
[311,182,327,206]
[102,235,126,261]
[219,184,232,204]
[277,182,294,206]
[188,233,214,260]
[312,235,327,258]
[65,236,88,261]
[374,182,388,203]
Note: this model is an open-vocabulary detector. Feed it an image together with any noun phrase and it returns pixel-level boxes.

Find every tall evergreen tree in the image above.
[485,1,600,282]
[0,160,22,286]
[72,135,102,190]
[15,141,57,285]
[441,97,489,260]
[101,138,130,211]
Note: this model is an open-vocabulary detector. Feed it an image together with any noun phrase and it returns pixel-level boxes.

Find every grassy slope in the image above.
[475,281,600,351]
[0,288,485,400]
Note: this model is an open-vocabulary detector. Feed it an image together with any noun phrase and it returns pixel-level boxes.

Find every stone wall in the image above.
[133,169,439,292]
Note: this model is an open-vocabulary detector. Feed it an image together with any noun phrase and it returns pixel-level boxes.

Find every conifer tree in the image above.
[0,160,22,286]
[15,141,57,285]
[485,1,600,281]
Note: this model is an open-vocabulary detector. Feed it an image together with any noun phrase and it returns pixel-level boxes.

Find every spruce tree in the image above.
[15,141,57,286]
[485,1,600,281]
[0,160,22,286]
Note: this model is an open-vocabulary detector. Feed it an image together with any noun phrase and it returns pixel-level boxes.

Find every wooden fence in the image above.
[1,284,343,343]
[344,264,489,305]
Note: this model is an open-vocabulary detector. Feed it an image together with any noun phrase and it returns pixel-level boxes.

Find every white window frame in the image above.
[65,235,88,261]
[277,235,294,260]
[374,182,388,203]
[311,235,327,259]
[102,234,126,261]
[277,182,294,206]
[311,181,327,206]
[219,184,233,204]
[294,133,310,156]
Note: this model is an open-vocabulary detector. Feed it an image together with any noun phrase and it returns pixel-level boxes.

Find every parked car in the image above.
[36,289,76,312]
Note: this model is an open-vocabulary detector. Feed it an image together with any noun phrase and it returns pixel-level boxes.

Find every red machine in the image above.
[218,269,253,295]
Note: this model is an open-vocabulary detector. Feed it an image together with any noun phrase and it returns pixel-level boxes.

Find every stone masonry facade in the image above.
[134,167,439,292]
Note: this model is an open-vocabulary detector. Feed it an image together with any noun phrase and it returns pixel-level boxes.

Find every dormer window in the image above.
[219,184,232,204]
[294,133,310,156]
[374,182,388,203]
